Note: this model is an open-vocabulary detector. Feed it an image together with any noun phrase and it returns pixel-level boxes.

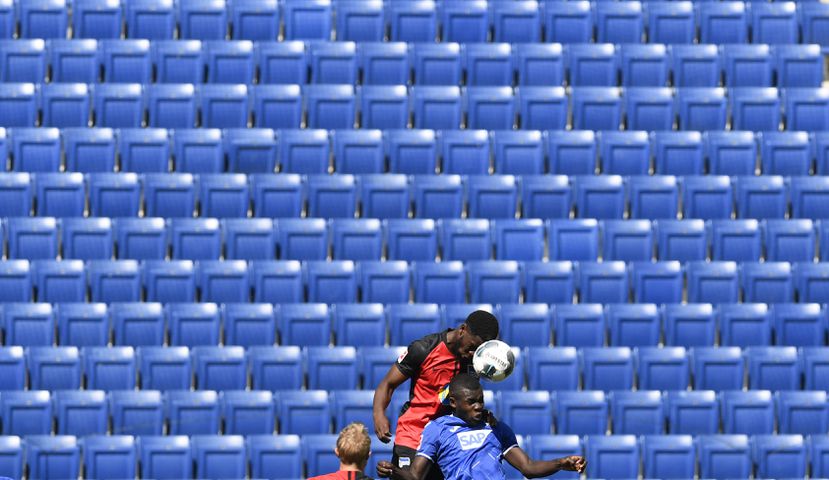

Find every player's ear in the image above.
[334,447,340,458]
[449,394,457,409]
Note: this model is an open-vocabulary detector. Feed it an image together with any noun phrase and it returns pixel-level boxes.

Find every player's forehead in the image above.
[458,387,485,402]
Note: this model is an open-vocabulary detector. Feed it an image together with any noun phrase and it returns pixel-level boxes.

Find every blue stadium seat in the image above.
[721,390,774,434]
[54,390,107,435]
[636,346,689,390]
[775,45,823,88]
[92,84,143,128]
[358,43,408,86]
[111,302,164,347]
[198,175,249,218]
[747,346,800,390]
[710,220,761,262]
[497,391,552,435]
[624,87,674,131]
[358,87,407,131]
[169,218,221,260]
[0,346,27,390]
[251,260,304,303]
[221,391,274,434]
[496,304,550,348]
[698,434,752,479]
[360,346,406,390]
[302,434,341,477]
[336,1,382,42]
[0,172,30,218]
[249,346,302,391]
[753,434,807,480]
[764,219,815,262]
[413,261,465,303]
[113,218,166,261]
[6,217,58,260]
[0,40,46,82]
[0,0,13,39]
[523,261,573,304]
[467,260,520,304]
[330,390,374,433]
[669,45,720,87]
[777,391,829,435]
[205,40,254,84]
[631,262,683,304]
[256,41,308,84]
[577,261,628,304]
[283,0,331,40]
[33,259,85,302]
[520,175,570,220]
[138,436,192,480]
[463,43,513,87]
[466,87,515,130]
[786,88,829,132]
[152,40,204,84]
[0,260,31,303]
[610,391,664,435]
[197,260,249,303]
[662,304,715,347]
[84,345,135,390]
[388,0,436,42]
[411,175,463,219]
[524,436,581,480]
[310,42,357,85]
[13,128,60,172]
[247,435,302,480]
[360,174,409,219]
[331,219,382,261]
[28,345,81,390]
[222,129,277,174]
[642,435,695,480]
[705,131,757,176]
[40,84,90,128]
[306,174,357,219]
[166,390,220,435]
[601,219,653,261]
[795,263,829,303]
[699,2,747,44]
[723,44,772,87]
[411,43,461,86]
[572,86,622,131]
[621,44,668,87]
[82,435,136,480]
[57,303,109,347]
[553,304,604,347]
[628,176,679,220]
[652,131,703,176]
[178,0,227,40]
[760,132,810,176]
[305,346,358,390]
[581,346,634,390]
[385,219,437,261]
[62,128,114,173]
[515,43,564,87]
[443,303,492,329]
[467,175,518,219]
[607,304,661,347]
[143,173,196,218]
[811,435,829,479]
[543,1,592,44]
[1,390,52,435]
[440,1,488,43]
[567,43,618,87]
[332,304,385,347]
[305,85,356,129]
[386,130,438,174]
[517,87,567,131]
[199,85,249,129]
[718,303,771,347]
[751,2,798,45]
[554,391,608,435]
[0,436,22,480]
[692,346,744,391]
[50,45,95,82]
[492,219,544,261]
[574,175,625,219]
[278,390,330,434]
[387,303,442,346]
[492,1,541,43]
[682,175,732,220]
[279,303,330,346]
[332,130,383,174]
[525,346,578,391]
[34,172,84,217]
[730,87,780,132]
[140,261,192,302]
[168,303,220,347]
[438,130,489,176]
[230,0,279,40]
[102,39,151,83]
[61,218,113,261]
[192,346,246,391]
[115,129,169,174]
[358,261,409,304]
[411,87,461,130]
[647,1,694,44]
[146,84,197,129]
[26,436,79,480]
[0,83,37,127]
[596,1,643,43]
[741,261,793,303]
[306,260,358,303]
[250,85,302,130]
[222,303,275,348]
[546,131,595,176]
[677,88,727,131]
[493,131,544,175]
[666,391,719,434]
[280,129,330,174]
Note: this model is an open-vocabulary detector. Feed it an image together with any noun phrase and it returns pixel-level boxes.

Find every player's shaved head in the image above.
[465,310,499,341]
[449,372,482,398]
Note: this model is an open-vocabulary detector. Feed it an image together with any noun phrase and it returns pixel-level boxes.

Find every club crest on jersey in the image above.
[397,350,408,363]
[457,430,491,450]
[398,457,411,468]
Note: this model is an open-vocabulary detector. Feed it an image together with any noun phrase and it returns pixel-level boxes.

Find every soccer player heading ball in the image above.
[376,373,587,480]
[372,310,500,480]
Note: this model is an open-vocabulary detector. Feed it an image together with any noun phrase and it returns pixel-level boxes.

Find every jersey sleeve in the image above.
[395,337,432,378]
[415,421,440,463]
[494,422,519,455]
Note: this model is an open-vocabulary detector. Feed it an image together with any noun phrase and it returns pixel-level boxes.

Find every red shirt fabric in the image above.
[308,470,372,479]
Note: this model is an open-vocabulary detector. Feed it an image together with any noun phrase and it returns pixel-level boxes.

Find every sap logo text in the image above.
[457,430,491,450]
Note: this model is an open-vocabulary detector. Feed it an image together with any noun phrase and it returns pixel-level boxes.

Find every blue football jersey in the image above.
[416,414,519,480]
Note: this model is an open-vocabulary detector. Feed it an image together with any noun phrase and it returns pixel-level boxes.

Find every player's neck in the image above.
[339,463,363,472]
[444,329,459,353]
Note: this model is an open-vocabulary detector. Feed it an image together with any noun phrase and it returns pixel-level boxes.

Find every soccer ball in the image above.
[472,340,515,382]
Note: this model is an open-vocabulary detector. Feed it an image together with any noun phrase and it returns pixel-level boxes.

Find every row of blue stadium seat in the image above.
[2,84,829,132]
[0,433,824,480]
[2,0,828,48]
[0,343,827,392]
[0,40,822,88]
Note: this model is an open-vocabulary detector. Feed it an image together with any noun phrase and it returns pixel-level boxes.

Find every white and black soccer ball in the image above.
[472,340,515,383]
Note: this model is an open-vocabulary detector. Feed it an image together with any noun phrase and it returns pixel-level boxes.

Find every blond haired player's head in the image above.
[336,422,372,470]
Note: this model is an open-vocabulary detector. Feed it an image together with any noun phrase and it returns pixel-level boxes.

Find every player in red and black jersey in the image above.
[372,310,500,480]
[309,422,375,480]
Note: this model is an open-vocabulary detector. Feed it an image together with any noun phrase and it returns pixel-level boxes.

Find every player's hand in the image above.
[374,413,392,443]
[559,456,587,473]
[377,460,394,477]
[485,409,498,427]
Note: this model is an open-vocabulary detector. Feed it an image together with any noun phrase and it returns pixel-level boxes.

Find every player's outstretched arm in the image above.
[372,365,409,442]
[376,456,431,480]
[504,447,586,479]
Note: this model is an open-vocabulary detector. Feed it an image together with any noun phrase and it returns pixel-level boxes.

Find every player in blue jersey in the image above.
[376,373,586,480]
